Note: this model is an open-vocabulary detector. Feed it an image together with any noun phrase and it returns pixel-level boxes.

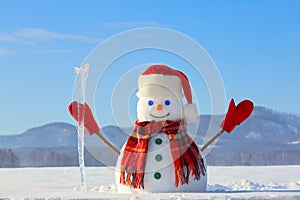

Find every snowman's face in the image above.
[137,96,183,122]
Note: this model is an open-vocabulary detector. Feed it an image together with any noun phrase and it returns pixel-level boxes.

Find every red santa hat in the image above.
[137,64,198,121]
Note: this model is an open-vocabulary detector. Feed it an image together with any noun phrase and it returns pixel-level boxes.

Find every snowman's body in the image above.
[115,133,207,193]
[115,96,207,193]
[115,65,207,193]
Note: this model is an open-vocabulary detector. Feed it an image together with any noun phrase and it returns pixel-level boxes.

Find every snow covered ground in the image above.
[1,165,300,199]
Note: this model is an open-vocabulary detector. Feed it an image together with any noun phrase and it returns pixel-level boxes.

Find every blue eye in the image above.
[148,100,154,106]
[165,100,171,106]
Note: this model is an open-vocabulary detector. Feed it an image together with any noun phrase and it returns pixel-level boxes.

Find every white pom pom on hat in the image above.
[137,64,198,121]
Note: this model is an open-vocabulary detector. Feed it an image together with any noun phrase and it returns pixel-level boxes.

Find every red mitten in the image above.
[68,101,84,125]
[221,99,254,133]
[68,101,100,135]
[83,103,100,135]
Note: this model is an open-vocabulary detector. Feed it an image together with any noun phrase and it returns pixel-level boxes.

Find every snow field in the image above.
[1,165,300,199]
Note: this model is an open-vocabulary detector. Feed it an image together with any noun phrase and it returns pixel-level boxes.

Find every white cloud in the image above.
[0,33,34,45]
[0,28,101,55]
[0,48,14,55]
[0,28,100,45]
[101,21,166,29]
[14,28,100,43]
[0,33,18,42]
[37,49,75,54]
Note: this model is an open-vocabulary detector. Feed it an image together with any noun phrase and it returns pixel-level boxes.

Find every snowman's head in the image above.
[136,65,198,122]
[137,96,183,122]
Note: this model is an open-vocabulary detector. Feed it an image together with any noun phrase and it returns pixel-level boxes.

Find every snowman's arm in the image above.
[200,99,254,152]
[95,131,120,155]
[68,101,121,155]
[200,129,225,152]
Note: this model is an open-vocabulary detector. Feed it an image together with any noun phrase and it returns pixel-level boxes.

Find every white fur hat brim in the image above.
[184,103,198,121]
[137,74,183,98]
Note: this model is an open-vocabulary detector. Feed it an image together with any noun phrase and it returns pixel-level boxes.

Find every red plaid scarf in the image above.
[120,120,206,189]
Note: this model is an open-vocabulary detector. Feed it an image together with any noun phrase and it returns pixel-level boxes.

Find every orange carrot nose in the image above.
[156,103,163,111]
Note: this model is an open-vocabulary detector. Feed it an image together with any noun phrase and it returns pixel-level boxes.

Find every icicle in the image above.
[74,63,89,192]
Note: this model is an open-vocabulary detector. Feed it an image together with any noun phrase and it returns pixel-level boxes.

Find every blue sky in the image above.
[1,0,300,134]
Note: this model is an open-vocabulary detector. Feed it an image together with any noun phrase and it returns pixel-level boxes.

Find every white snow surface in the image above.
[1,165,300,199]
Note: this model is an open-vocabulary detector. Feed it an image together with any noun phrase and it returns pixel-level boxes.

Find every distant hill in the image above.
[0,122,77,148]
[0,106,299,167]
[205,106,300,165]
[0,123,100,167]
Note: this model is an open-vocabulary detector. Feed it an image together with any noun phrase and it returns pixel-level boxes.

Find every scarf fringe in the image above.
[120,170,144,189]
[174,159,206,187]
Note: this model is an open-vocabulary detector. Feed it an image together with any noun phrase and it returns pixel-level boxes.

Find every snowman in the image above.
[115,65,207,193]
[69,64,254,193]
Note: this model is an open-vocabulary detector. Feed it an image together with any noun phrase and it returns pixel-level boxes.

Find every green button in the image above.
[154,172,161,180]
[155,138,162,145]
[155,154,162,162]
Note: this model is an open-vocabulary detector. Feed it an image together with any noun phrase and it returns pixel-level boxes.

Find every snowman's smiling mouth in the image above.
[150,113,170,118]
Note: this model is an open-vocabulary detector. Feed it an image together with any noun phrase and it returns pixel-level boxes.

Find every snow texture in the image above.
[1,166,299,199]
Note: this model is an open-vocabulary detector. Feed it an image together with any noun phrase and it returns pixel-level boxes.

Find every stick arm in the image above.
[200,129,225,152]
[95,131,121,155]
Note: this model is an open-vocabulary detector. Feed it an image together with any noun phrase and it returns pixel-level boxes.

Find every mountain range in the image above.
[0,106,299,167]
